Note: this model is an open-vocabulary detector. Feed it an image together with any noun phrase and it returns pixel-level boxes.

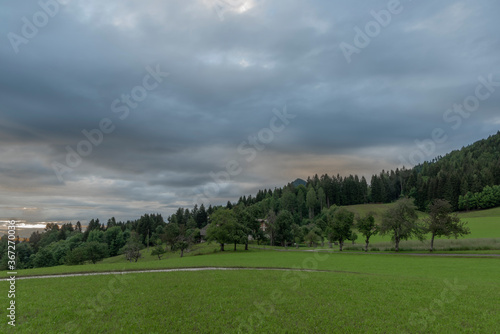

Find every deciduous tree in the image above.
[151,240,167,260]
[379,198,424,252]
[356,213,378,252]
[275,210,293,247]
[121,232,143,262]
[423,199,470,252]
[327,207,355,251]
[207,209,245,251]
[84,241,109,264]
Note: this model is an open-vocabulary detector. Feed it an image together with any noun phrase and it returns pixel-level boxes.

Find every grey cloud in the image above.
[1,0,499,222]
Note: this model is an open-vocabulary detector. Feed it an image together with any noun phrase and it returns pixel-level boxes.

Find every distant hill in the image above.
[291,178,307,187]
[407,131,500,210]
[236,131,500,213]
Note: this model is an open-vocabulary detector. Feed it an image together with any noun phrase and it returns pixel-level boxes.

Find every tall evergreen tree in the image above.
[306,186,317,219]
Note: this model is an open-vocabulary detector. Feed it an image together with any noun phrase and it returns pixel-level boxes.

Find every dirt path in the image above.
[2,250,497,282]
[250,247,500,257]
[0,267,360,281]
[306,250,500,257]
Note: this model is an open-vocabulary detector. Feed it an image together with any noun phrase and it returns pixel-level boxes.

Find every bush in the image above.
[65,246,88,265]
[151,244,166,260]
[33,248,56,268]
[459,185,500,211]
[65,242,108,265]
[120,232,143,262]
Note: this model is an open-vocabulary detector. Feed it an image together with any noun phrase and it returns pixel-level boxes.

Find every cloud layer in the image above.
[1,0,499,223]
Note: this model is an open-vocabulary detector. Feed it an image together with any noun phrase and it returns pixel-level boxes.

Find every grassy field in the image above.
[345,204,500,248]
[3,239,499,279]
[459,206,500,218]
[1,249,499,333]
[1,206,499,332]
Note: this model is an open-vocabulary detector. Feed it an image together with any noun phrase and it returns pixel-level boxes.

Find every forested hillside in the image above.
[236,131,500,212]
[404,131,500,210]
[2,132,498,269]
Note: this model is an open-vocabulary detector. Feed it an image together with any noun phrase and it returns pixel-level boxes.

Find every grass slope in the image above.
[345,204,500,245]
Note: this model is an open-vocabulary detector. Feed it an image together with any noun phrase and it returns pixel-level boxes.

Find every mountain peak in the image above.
[291,178,307,187]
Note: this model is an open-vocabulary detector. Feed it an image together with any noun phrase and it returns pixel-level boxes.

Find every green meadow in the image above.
[1,249,499,333]
[2,206,500,333]
[2,205,500,279]
[344,204,500,250]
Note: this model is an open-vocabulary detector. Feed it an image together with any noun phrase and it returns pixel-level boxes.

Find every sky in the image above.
[1,0,500,229]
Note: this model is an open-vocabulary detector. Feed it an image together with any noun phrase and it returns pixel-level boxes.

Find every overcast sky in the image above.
[1,0,499,227]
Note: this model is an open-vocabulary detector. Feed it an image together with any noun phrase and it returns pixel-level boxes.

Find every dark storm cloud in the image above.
[1,0,499,222]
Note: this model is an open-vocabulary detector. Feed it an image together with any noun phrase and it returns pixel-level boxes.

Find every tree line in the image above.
[458,185,500,211]
[231,132,500,217]
[1,132,496,268]
[0,195,471,271]
[0,204,221,269]
[205,198,469,253]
